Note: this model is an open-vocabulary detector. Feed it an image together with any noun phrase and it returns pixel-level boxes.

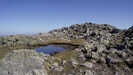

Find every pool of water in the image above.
[35,45,70,54]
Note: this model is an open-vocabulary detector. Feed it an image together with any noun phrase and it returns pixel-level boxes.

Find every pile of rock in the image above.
[0,22,133,75]
[49,22,133,75]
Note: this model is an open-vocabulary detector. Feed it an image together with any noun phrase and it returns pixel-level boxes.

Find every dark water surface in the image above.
[35,45,72,54]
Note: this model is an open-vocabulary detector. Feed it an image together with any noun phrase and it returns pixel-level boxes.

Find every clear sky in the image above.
[0,0,133,34]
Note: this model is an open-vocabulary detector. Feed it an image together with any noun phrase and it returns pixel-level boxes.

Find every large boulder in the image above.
[0,49,48,75]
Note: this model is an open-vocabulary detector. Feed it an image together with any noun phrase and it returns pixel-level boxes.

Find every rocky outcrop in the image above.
[0,22,133,75]
[48,22,133,75]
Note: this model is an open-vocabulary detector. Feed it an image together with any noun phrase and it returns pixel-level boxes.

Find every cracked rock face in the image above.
[0,50,48,75]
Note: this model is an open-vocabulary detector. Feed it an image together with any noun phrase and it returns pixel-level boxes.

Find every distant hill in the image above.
[0,33,7,36]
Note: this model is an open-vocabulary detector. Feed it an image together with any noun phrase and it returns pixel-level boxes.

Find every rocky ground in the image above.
[0,22,133,75]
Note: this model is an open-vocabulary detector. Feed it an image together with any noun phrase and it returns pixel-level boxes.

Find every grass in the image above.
[0,48,10,59]
[54,50,78,61]
[35,38,86,46]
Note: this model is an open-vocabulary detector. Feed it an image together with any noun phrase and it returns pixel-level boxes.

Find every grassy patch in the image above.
[37,38,86,46]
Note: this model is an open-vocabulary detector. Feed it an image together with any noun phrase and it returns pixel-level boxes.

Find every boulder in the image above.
[0,49,48,75]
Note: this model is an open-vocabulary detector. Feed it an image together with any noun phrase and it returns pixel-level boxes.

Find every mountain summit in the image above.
[0,23,133,75]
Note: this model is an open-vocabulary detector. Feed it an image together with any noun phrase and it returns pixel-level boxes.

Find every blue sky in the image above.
[0,0,133,34]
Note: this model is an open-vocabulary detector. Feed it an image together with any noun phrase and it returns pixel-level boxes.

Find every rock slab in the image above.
[0,49,48,75]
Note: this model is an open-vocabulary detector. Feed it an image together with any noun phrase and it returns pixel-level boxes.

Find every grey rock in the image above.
[126,57,133,68]
[0,49,48,75]
[85,70,95,75]
[81,62,94,68]
[70,58,79,67]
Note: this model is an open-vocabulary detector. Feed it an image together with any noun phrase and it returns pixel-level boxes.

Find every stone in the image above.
[98,57,106,64]
[97,45,106,53]
[84,70,95,75]
[81,62,94,68]
[0,49,48,75]
[62,60,67,65]
[78,52,86,62]
[70,58,79,67]
[54,66,64,72]
[126,57,133,68]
